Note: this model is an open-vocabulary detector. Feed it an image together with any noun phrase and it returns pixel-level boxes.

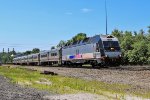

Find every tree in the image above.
[139,29,144,35]
[112,29,119,36]
[148,26,150,34]
[127,41,149,65]
[66,39,73,45]
[72,33,87,42]
[1,53,8,64]
[119,31,134,64]
[134,31,137,36]
[121,31,133,51]
[111,29,123,42]
[23,51,32,55]
[57,40,66,48]
[51,46,55,50]
[32,48,40,53]
[0,49,17,63]
[65,33,87,46]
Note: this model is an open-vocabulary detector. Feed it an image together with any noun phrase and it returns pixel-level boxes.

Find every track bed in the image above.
[11,65,150,92]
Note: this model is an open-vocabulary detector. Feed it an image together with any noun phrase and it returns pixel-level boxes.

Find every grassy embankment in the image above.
[0,66,149,99]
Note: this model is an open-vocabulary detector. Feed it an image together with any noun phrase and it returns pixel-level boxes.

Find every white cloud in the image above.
[81,8,92,13]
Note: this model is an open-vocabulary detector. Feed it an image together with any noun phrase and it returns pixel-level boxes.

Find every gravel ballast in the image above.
[20,65,150,91]
[0,75,52,100]
[0,75,110,100]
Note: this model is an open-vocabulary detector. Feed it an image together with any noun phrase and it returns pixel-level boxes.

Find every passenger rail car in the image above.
[13,35,122,67]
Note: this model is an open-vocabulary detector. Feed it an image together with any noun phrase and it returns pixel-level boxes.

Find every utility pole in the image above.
[8,48,9,63]
[1,48,5,64]
[8,48,9,54]
[12,48,15,55]
[3,48,4,54]
[11,48,15,63]
[105,0,108,35]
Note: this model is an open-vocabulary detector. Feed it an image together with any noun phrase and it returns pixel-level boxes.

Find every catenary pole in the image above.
[105,0,108,35]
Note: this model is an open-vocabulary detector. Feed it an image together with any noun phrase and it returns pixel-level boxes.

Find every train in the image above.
[13,35,122,67]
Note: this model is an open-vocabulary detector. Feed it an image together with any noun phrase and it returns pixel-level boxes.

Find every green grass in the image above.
[0,66,150,99]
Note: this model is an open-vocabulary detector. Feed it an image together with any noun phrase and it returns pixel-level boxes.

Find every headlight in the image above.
[119,55,122,57]
[111,48,115,51]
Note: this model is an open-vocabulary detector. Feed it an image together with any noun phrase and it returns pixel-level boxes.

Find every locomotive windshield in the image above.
[103,41,120,51]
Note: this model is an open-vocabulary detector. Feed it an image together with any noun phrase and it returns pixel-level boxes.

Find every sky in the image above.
[0,0,150,52]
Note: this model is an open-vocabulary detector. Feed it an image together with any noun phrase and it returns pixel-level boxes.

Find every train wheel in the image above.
[77,64,82,67]
[91,63,96,68]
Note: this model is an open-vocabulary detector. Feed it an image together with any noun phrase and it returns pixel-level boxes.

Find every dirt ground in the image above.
[3,65,150,100]
[12,65,150,91]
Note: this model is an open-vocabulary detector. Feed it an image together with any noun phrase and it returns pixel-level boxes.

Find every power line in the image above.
[0,43,55,46]
[0,43,56,48]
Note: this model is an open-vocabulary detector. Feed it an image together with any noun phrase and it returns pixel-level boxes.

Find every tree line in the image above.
[52,33,87,49]
[111,27,150,65]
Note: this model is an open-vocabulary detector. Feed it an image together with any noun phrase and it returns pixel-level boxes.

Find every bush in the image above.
[112,28,150,65]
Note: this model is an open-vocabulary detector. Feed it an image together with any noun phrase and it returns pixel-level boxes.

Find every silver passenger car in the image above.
[25,53,39,65]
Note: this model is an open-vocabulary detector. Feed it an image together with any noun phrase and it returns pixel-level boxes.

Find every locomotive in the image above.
[13,35,122,67]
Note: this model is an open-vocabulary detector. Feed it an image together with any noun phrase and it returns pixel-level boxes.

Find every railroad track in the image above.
[4,64,150,71]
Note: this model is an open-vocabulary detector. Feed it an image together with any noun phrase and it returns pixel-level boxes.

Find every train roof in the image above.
[27,53,39,57]
[40,50,50,53]
[39,49,59,54]
[63,35,118,48]
[100,35,118,41]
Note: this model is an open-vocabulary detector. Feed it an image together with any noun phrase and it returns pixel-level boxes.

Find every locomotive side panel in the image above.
[62,43,98,64]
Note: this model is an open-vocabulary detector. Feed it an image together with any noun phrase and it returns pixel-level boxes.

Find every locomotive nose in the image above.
[105,52,121,58]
